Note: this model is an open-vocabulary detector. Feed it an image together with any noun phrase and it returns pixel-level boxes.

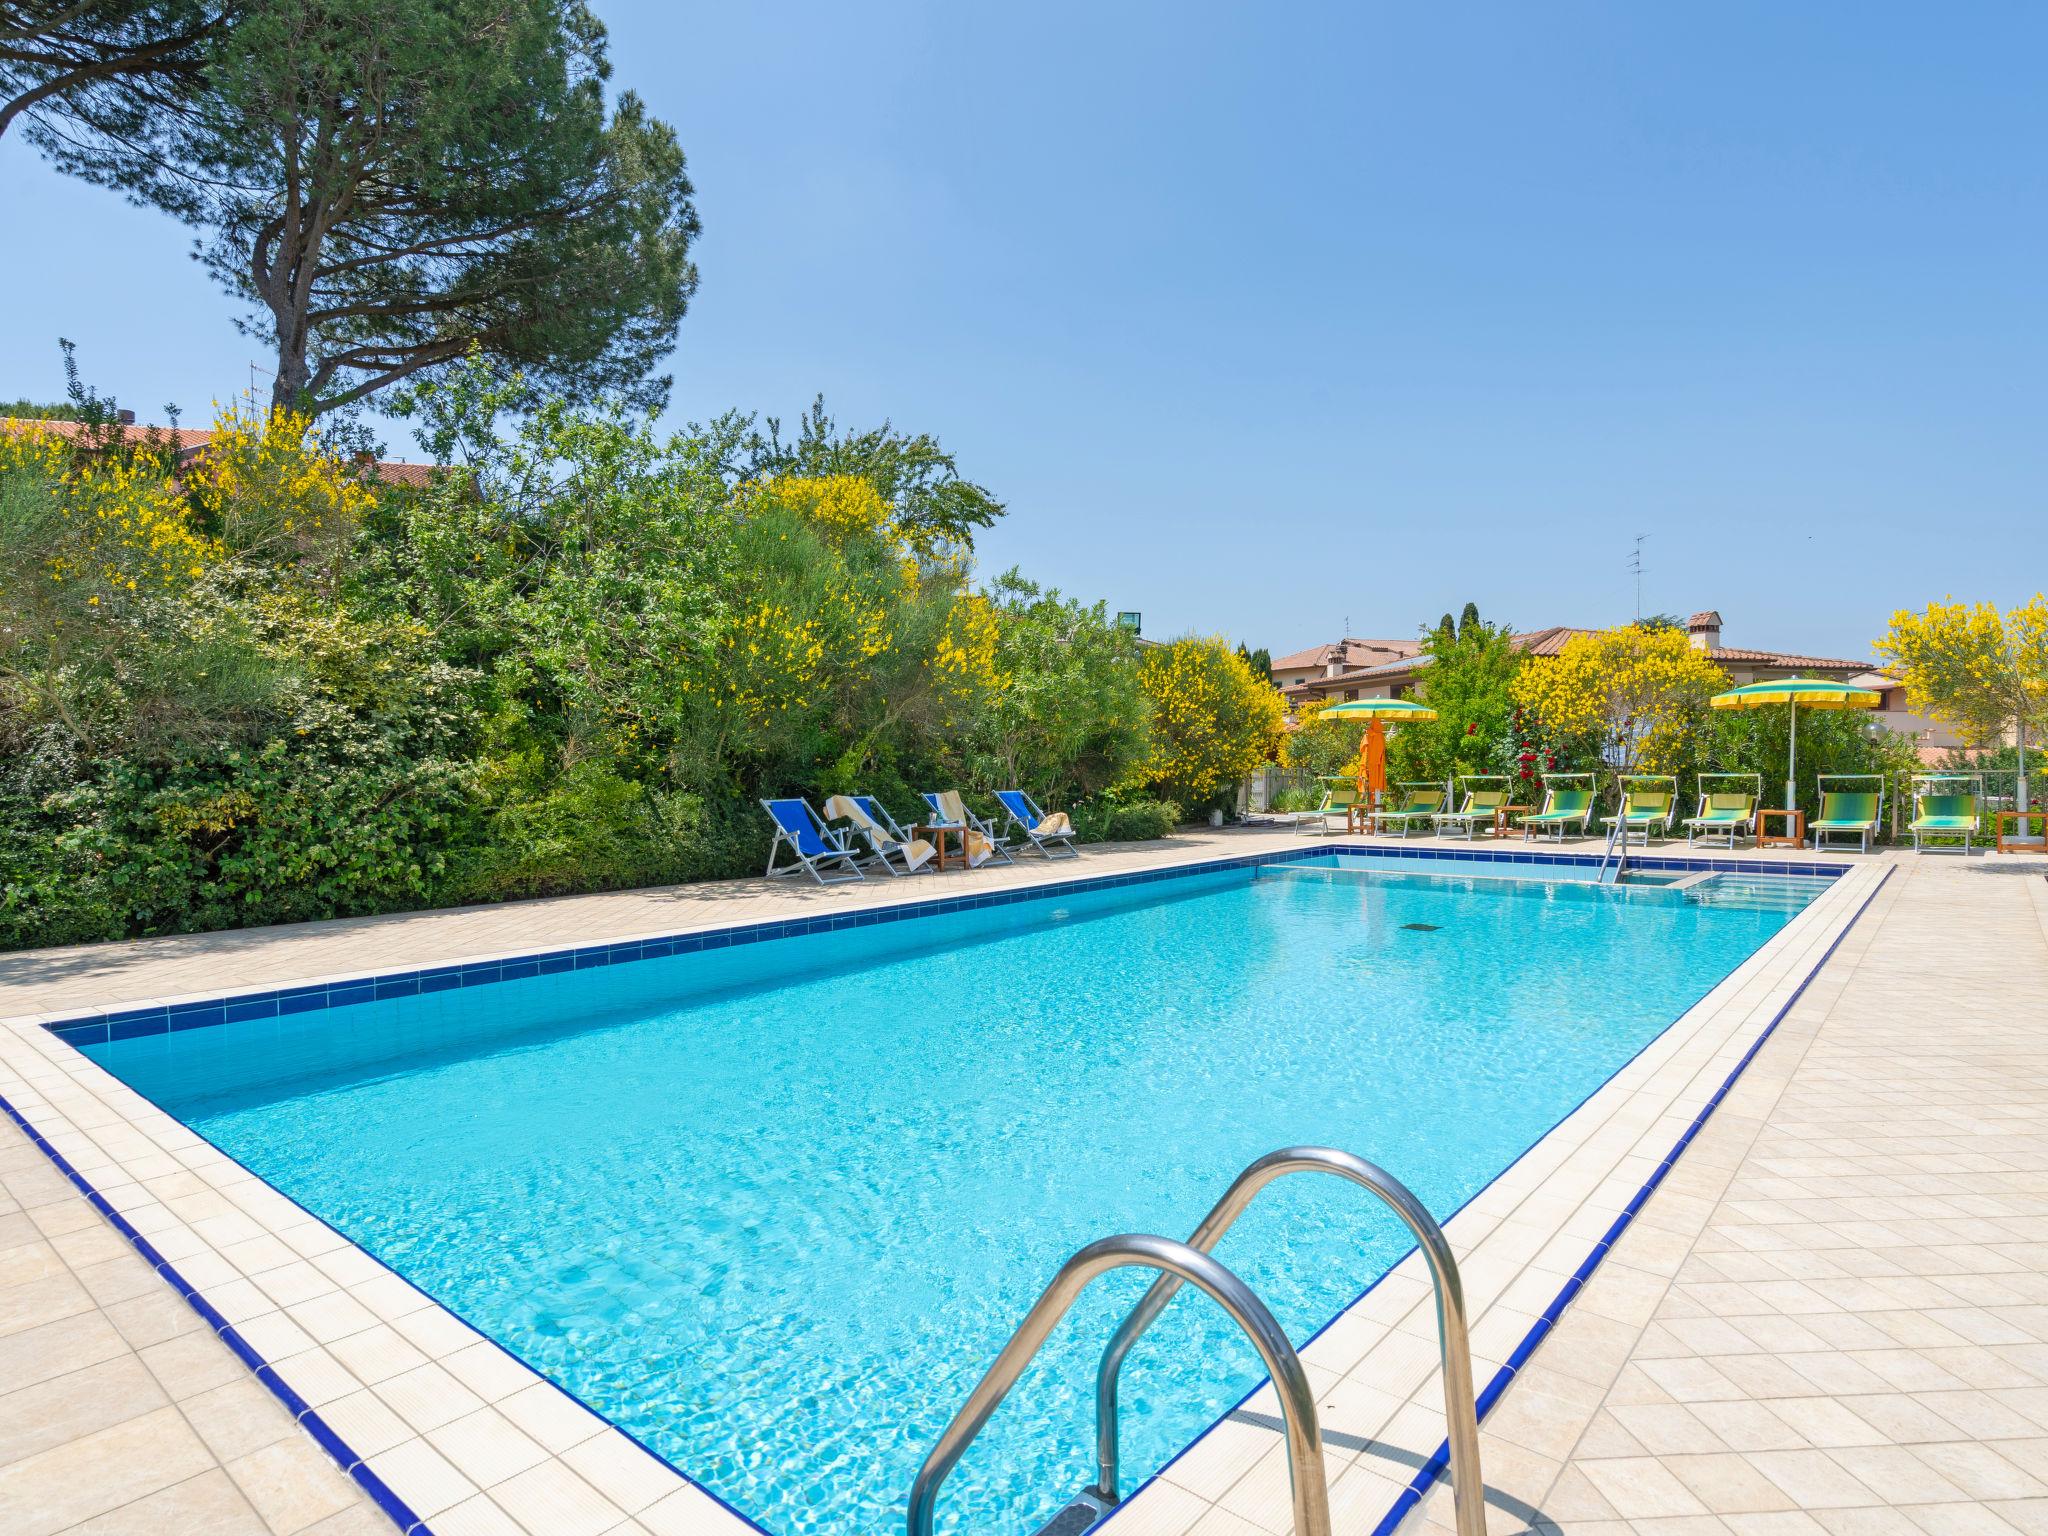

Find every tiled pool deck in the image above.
[1,827,2038,1535]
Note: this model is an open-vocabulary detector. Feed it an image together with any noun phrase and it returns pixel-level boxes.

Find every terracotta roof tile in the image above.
[1270,637,1422,672]
[1704,646,1864,671]
[3,416,213,448]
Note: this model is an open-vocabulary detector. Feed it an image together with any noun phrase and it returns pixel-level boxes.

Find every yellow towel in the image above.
[1033,811,1074,838]
[823,796,934,872]
[934,790,994,866]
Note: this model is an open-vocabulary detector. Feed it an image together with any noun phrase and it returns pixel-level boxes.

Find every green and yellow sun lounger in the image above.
[1683,792,1756,849]
[1434,777,1509,840]
[1372,783,1445,838]
[1604,775,1677,846]
[1516,775,1596,842]
[1296,778,1363,836]
[1682,774,1761,850]
[1811,777,1884,853]
[1909,792,1979,854]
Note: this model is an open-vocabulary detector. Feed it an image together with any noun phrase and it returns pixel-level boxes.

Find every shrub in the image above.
[1070,796,1180,843]
[1511,624,1731,778]
[1388,612,1524,784]
[1280,700,1366,779]
[0,379,1174,946]
[1136,636,1283,816]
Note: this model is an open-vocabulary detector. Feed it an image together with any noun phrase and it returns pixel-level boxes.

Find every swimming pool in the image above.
[79,851,1832,1535]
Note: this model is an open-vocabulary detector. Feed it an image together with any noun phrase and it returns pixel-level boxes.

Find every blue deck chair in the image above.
[761,798,865,884]
[994,789,1081,858]
[921,791,1015,866]
[845,795,936,876]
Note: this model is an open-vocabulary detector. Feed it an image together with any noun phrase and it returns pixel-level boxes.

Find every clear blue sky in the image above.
[4,2,2043,662]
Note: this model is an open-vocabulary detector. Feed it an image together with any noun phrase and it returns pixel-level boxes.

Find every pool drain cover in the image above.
[1401,922,1442,932]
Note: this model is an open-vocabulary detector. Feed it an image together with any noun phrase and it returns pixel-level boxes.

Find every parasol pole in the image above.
[1786,700,1798,813]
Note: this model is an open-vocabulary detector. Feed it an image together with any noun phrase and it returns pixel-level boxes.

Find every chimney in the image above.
[1687,610,1723,651]
[117,409,136,426]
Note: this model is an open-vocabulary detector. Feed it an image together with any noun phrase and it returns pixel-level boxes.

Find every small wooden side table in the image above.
[1756,807,1805,849]
[1995,811,2048,853]
[1495,805,1531,839]
[917,824,967,871]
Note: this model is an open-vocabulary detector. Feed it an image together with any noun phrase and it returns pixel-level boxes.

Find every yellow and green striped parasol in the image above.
[1710,677,1880,811]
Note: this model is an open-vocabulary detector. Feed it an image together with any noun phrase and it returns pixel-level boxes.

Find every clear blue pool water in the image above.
[87,857,1827,1535]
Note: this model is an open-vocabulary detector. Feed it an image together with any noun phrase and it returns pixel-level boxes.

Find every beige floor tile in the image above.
[0,1353,168,1464]
[0,1404,215,1536]
[1744,1447,1885,1510]
[65,1467,270,1535]
[224,1434,370,1534]
[492,1459,627,1536]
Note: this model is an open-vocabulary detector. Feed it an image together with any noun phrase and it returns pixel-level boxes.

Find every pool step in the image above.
[1684,875,1827,912]
[1030,1491,1111,1536]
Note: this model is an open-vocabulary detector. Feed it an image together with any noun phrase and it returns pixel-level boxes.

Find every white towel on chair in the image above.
[934,791,994,865]
[824,796,934,871]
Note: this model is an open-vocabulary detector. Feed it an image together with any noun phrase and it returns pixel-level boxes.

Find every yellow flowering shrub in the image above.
[1878,596,2048,749]
[0,423,217,623]
[714,600,829,722]
[929,592,1008,702]
[183,404,372,575]
[1136,636,1284,810]
[1511,624,1730,774]
[755,472,896,544]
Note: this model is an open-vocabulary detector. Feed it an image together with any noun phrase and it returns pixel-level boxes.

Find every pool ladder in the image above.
[905,1147,1486,1536]
[1594,812,1629,886]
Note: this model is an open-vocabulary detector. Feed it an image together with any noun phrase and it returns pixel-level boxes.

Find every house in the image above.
[1,413,443,489]
[1269,637,1422,691]
[1844,670,1973,763]
[1276,610,1875,709]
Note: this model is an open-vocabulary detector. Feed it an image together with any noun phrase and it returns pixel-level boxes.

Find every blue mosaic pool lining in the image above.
[38,841,1850,1049]
[0,1089,438,1536]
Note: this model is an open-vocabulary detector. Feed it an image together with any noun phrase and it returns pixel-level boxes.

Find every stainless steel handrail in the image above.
[906,1233,1331,1536]
[1091,1147,1485,1536]
[1595,807,1628,885]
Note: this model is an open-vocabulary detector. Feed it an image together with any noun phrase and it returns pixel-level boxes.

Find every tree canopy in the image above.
[1511,623,1730,777]
[726,397,1005,559]
[1880,596,2048,809]
[0,0,226,141]
[0,383,1199,945]
[1388,610,1521,782]
[1879,597,2048,750]
[1136,637,1283,815]
[28,0,698,416]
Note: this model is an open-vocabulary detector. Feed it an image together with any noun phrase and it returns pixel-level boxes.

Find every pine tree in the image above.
[28,0,699,416]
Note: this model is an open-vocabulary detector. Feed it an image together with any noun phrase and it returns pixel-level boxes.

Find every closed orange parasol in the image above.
[1317,698,1440,819]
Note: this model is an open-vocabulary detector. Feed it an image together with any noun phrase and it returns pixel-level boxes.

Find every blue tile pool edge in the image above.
[0,1088,436,1535]
[1084,857,1894,1536]
[34,840,1853,1049]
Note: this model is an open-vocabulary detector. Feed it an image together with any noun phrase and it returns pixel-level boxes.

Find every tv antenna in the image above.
[1627,535,1646,620]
